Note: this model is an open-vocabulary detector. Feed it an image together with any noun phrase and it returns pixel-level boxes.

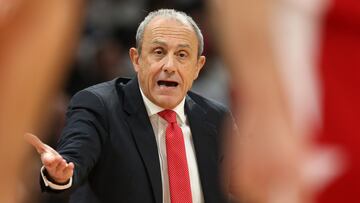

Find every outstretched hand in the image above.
[25,133,74,184]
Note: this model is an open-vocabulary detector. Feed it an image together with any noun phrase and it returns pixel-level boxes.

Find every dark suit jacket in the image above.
[43,77,230,203]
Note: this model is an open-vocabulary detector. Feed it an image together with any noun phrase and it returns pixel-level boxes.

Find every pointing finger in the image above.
[24,133,46,154]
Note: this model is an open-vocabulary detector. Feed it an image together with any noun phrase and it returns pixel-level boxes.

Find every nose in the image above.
[162,54,176,73]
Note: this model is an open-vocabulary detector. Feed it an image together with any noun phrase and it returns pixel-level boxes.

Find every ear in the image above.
[129,47,140,72]
[193,55,206,80]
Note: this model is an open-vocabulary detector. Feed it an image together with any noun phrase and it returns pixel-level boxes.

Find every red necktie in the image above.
[158,110,192,203]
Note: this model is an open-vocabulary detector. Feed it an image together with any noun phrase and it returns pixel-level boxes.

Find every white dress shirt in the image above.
[140,88,204,203]
[41,85,204,203]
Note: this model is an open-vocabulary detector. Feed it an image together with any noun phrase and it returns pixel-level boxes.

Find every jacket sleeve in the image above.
[41,89,109,192]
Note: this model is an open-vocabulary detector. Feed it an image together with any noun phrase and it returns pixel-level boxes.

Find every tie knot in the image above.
[158,109,177,123]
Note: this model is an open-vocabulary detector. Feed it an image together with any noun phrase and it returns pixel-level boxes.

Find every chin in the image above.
[158,102,177,109]
[156,98,180,109]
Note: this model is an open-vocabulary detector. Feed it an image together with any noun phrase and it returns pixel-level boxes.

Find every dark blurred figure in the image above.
[66,38,134,96]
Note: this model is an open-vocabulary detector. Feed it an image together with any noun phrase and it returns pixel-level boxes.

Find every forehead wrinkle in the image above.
[151,26,193,32]
[152,34,192,42]
[151,39,193,50]
[152,36,192,47]
[151,30,194,39]
[150,30,195,45]
[151,29,194,44]
[150,26,194,35]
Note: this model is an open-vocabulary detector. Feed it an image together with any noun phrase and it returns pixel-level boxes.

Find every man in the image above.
[26,9,230,203]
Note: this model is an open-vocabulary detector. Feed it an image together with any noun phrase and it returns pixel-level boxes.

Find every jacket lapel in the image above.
[185,96,221,203]
[121,77,162,203]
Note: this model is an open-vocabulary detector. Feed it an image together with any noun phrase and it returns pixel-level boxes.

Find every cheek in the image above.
[183,69,197,82]
[146,66,160,86]
[180,73,195,91]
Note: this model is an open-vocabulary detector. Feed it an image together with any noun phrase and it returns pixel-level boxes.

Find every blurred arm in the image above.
[0,0,84,202]
[209,0,309,202]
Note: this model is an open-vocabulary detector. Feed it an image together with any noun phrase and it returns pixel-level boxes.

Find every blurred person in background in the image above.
[210,0,360,202]
[0,0,83,203]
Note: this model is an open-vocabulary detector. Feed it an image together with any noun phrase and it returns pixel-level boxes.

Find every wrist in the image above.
[43,168,70,185]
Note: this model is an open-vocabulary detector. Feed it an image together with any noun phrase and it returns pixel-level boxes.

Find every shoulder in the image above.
[69,77,130,109]
[71,78,130,101]
[187,90,230,116]
[187,91,234,139]
[82,78,127,98]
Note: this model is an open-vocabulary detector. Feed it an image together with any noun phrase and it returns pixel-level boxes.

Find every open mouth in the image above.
[157,80,179,87]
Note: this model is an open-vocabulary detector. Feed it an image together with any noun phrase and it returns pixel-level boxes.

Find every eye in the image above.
[154,48,164,55]
[177,51,188,58]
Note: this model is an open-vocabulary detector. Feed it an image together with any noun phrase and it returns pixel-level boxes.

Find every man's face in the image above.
[130,17,206,109]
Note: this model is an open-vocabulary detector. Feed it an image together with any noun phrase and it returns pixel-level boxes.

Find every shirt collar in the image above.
[139,84,186,124]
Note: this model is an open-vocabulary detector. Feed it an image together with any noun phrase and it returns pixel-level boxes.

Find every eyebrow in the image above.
[151,39,192,50]
[178,44,191,50]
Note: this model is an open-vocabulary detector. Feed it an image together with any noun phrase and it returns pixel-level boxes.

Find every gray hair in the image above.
[135,9,204,57]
